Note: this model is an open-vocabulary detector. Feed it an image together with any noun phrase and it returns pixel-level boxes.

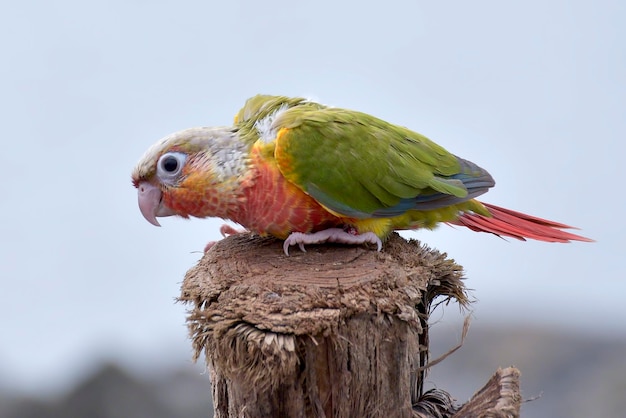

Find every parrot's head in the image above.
[132,126,248,226]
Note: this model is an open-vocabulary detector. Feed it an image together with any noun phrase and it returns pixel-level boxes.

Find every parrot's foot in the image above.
[219,224,246,237]
[283,228,382,256]
[204,224,248,252]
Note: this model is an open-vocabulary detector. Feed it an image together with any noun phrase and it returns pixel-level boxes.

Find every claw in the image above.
[283,228,383,256]
[204,241,218,253]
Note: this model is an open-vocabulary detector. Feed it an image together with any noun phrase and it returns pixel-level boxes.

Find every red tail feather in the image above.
[450,202,593,243]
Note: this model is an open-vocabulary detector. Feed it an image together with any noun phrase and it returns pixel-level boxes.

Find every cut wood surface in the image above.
[179,233,521,418]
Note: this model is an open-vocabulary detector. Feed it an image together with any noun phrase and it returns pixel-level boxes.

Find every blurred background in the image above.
[1,1,624,417]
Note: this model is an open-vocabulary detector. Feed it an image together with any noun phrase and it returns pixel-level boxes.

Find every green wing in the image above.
[272,104,495,218]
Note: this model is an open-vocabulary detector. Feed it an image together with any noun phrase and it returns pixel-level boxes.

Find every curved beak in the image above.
[137,182,175,226]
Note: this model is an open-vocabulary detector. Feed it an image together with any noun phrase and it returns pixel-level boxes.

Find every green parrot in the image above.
[132,95,591,254]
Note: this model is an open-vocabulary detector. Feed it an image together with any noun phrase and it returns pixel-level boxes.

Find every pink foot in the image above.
[219,224,246,237]
[283,228,382,256]
[204,224,248,253]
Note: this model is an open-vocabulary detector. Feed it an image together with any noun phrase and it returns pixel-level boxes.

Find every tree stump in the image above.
[179,233,521,418]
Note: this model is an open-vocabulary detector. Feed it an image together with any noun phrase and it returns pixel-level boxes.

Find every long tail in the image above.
[450,202,593,243]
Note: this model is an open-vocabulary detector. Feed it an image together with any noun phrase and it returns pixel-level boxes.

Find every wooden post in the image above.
[179,233,521,418]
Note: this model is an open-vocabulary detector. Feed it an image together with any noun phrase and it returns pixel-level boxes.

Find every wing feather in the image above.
[260,101,494,218]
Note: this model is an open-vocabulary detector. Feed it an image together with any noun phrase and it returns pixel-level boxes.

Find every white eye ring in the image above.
[156,152,187,184]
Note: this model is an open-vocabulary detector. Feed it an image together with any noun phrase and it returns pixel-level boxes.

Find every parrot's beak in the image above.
[137,182,175,226]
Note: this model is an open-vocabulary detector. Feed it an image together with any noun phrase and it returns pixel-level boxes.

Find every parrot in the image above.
[132,95,592,255]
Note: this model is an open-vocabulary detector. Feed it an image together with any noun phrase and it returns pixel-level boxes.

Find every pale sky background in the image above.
[1,0,624,396]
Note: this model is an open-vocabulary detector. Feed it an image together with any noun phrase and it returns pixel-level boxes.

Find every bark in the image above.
[178,233,520,418]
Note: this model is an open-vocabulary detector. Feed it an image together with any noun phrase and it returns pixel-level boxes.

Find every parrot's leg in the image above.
[204,224,248,252]
[283,228,382,256]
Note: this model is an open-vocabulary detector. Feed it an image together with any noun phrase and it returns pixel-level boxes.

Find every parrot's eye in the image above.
[156,152,187,184]
[162,156,179,172]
